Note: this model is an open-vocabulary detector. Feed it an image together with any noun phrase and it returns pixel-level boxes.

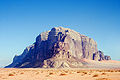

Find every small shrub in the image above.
[83,72,87,74]
[59,73,66,76]
[20,72,24,74]
[93,74,99,77]
[99,70,102,72]
[101,73,107,75]
[49,72,54,75]
[77,71,81,73]
[8,73,14,76]
[108,70,114,72]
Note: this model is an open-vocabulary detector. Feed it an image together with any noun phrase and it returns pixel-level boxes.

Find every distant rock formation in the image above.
[93,51,111,61]
[5,27,111,68]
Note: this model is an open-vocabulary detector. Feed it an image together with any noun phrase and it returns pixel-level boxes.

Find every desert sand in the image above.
[0,68,120,80]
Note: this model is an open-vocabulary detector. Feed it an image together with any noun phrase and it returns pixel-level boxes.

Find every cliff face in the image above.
[5,27,111,68]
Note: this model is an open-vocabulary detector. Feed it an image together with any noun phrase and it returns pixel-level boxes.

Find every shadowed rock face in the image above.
[93,51,111,61]
[5,27,111,68]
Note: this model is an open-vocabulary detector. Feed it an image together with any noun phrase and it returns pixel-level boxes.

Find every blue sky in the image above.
[0,0,120,67]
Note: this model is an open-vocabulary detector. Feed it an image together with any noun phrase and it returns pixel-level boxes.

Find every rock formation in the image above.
[5,27,111,68]
[93,51,111,61]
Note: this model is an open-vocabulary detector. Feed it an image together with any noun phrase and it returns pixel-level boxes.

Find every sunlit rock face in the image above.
[5,27,111,68]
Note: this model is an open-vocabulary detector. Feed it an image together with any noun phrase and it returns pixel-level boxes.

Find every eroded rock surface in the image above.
[5,27,111,68]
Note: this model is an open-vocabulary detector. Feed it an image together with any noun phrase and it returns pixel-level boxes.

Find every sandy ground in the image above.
[82,59,120,69]
[0,68,120,80]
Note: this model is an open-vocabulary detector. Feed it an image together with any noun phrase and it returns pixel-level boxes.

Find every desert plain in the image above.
[0,68,120,80]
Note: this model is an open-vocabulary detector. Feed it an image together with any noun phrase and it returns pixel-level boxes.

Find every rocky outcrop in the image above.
[93,51,111,61]
[104,55,111,60]
[5,27,111,68]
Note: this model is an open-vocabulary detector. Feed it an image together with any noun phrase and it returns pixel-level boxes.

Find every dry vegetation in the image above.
[0,68,120,80]
[20,72,24,74]
[96,78,111,80]
[8,73,14,76]
[49,72,54,75]
[93,74,99,77]
[101,72,107,75]
[59,73,67,76]
[83,71,87,74]
[77,71,81,73]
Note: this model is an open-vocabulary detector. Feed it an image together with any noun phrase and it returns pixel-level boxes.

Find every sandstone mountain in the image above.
[5,27,111,68]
